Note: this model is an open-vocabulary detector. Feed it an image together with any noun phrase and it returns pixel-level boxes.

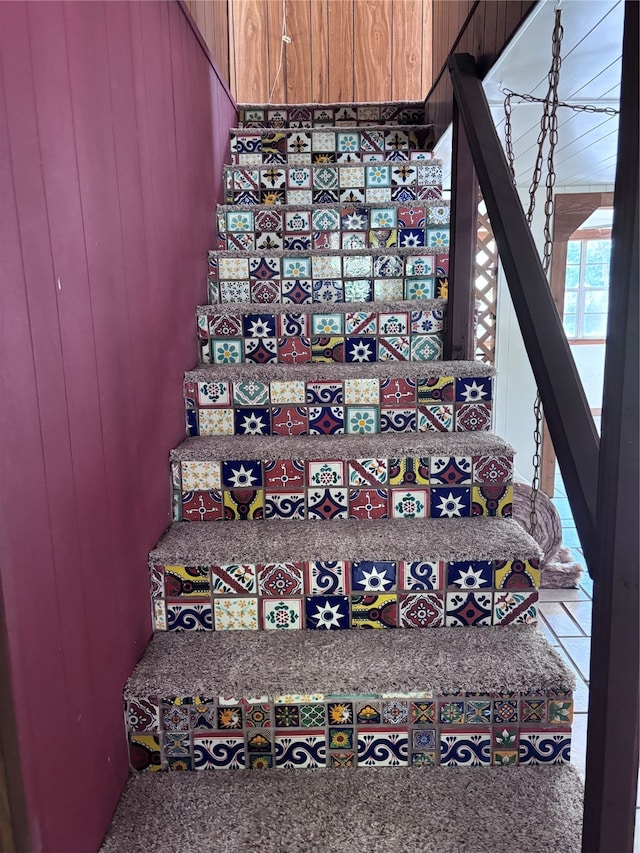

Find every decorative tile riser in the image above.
[185,375,493,436]
[127,691,572,771]
[208,249,448,304]
[230,125,435,165]
[217,202,450,252]
[236,103,426,128]
[171,456,513,522]
[151,557,539,632]
[224,161,443,205]
[197,303,446,366]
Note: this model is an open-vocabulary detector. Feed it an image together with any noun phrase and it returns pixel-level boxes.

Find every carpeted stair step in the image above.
[122,626,574,771]
[208,246,448,304]
[196,299,446,367]
[236,101,427,129]
[230,124,435,166]
[184,361,494,436]
[102,765,584,852]
[169,432,514,523]
[149,517,541,633]
[216,200,449,252]
[224,159,443,205]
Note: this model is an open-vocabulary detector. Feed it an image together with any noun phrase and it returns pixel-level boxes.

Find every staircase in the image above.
[103,102,584,851]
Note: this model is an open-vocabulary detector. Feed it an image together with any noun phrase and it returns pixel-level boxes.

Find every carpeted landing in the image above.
[100,764,584,853]
[125,626,574,700]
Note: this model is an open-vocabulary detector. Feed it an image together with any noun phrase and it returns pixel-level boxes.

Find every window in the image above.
[563,238,611,339]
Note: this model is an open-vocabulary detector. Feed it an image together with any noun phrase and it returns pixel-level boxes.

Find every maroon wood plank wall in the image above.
[0,2,236,850]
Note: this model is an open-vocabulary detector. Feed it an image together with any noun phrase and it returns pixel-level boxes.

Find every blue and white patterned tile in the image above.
[305,595,350,630]
[306,562,349,595]
[430,456,473,486]
[440,731,491,766]
[193,734,245,770]
[447,561,493,590]
[519,732,571,765]
[430,488,471,519]
[351,561,397,592]
[400,561,441,590]
[274,732,326,768]
[445,592,493,627]
[166,602,212,632]
[357,729,408,766]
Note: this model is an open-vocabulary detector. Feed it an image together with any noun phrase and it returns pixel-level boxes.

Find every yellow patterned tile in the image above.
[472,485,513,517]
[495,559,540,590]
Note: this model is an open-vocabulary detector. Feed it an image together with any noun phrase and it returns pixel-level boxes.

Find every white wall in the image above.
[493,184,613,482]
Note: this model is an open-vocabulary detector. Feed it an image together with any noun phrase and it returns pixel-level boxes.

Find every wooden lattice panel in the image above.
[475,199,498,365]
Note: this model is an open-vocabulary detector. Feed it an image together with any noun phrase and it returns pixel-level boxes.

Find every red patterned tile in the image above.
[277,337,312,364]
[181,491,224,521]
[264,459,306,489]
[271,407,308,435]
[348,489,389,519]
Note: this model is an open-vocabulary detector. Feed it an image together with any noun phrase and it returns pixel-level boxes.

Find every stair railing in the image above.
[445,5,639,848]
[446,51,599,572]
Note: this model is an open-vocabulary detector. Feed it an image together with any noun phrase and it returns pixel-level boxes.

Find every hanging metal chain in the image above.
[503,8,563,536]
[504,92,516,181]
[502,89,619,117]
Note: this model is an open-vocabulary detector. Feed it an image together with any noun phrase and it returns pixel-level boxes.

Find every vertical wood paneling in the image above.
[311,0,329,103]
[230,0,431,105]
[354,0,392,101]
[230,0,269,101]
[266,0,286,104]
[284,0,312,102]
[327,0,354,102]
[0,2,236,849]
[421,0,433,96]
[392,0,423,101]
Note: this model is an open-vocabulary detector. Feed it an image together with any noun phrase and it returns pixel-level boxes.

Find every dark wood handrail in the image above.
[447,52,600,575]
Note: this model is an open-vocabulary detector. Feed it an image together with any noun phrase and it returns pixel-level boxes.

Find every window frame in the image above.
[563,229,612,342]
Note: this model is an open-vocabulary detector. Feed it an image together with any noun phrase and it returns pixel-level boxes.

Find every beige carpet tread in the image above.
[125,626,575,699]
[101,765,584,853]
[196,298,447,317]
[186,358,492,385]
[150,517,540,566]
[170,431,513,462]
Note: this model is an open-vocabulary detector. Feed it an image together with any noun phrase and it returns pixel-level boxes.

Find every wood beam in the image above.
[447,52,600,573]
[582,1,639,849]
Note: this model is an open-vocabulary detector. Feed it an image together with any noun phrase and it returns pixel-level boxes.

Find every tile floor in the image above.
[546,472,639,849]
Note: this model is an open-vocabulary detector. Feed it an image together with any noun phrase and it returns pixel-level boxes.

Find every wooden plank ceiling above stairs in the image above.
[101,101,584,852]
